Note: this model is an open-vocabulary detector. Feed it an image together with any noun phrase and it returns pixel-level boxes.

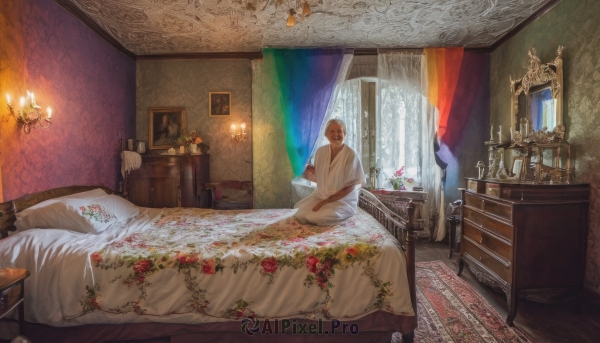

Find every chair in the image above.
[204,181,252,210]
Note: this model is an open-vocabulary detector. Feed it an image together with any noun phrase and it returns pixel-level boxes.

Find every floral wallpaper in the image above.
[0,0,136,202]
[136,60,253,184]
[251,59,293,209]
[491,0,600,296]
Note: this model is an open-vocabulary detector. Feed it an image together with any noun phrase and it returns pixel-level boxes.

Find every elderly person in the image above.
[294,119,365,225]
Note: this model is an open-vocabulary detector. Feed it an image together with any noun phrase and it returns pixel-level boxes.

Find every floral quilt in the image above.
[0,207,414,326]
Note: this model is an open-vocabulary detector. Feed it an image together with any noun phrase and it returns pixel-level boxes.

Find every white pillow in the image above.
[95,194,140,223]
[16,188,107,220]
[14,193,139,234]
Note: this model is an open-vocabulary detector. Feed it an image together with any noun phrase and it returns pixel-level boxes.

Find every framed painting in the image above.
[148,107,186,150]
[209,92,231,116]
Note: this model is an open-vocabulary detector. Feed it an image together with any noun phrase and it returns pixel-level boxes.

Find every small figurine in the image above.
[476,161,486,179]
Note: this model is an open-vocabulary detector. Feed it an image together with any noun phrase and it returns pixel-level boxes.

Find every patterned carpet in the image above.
[407,261,534,343]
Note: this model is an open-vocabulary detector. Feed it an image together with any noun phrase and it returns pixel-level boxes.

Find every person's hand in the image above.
[312,200,327,212]
[304,164,316,181]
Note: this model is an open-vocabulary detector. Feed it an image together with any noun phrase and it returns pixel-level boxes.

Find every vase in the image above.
[392,180,403,190]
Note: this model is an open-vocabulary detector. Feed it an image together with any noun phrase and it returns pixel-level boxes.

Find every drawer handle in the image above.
[479,256,482,261]
[0,294,6,311]
[480,237,483,244]
[481,200,485,211]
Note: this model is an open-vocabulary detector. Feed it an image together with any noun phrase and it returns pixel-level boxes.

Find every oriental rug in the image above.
[399,261,534,343]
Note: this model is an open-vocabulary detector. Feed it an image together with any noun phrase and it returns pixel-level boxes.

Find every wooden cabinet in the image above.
[0,268,30,336]
[126,155,210,208]
[458,178,589,326]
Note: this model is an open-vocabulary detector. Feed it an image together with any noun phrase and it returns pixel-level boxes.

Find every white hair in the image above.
[324,118,347,136]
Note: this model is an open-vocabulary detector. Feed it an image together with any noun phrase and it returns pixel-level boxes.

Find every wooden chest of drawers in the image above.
[459,178,589,326]
[125,155,211,208]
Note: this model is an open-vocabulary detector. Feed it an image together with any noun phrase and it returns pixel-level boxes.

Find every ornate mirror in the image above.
[510,46,564,138]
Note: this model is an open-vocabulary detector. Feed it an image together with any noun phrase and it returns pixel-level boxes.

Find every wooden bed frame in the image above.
[0,186,419,342]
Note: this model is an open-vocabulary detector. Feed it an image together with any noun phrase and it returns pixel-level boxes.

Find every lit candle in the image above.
[20,97,25,108]
[31,92,34,104]
[241,123,246,135]
[231,124,236,137]
[6,94,10,105]
[47,107,52,119]
[510,127,514,140]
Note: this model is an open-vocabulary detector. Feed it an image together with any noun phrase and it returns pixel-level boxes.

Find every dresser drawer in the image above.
[485,183,500,197]
[463,238,511,283]
[465,193,512,221]
[463,220,512,261]
[467,180,485,194]
[463,207,513,242]
[0,283,22,316]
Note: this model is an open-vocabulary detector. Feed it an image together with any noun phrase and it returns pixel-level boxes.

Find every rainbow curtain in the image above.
[424,48,490,197]
[263,49,346,177]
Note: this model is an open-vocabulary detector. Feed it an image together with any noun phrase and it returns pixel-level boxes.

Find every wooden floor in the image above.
[416,238,600,343]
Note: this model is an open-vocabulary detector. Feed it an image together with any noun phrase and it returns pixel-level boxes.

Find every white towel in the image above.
[121,151,142,178]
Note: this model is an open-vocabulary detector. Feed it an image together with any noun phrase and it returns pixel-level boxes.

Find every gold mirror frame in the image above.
[509,46,564,139]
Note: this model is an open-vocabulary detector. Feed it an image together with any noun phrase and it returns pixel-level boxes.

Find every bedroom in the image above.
[0,0,599,342]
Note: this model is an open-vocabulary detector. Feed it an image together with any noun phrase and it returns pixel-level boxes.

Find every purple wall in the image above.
[0,0,135,201]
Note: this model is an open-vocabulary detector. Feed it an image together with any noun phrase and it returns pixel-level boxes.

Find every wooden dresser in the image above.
[126,155,210,208]
[458,178,589,325]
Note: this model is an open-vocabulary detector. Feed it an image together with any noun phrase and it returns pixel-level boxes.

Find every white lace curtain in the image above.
[314,78,364,171]
[377,52,444,238]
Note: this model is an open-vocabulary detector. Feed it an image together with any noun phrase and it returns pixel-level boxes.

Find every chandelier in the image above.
[286,1,311,27]
[6,91,53,134]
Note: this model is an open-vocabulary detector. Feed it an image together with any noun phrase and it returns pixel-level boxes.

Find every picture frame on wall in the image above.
[209,92,231,116]
[148,107,186,150]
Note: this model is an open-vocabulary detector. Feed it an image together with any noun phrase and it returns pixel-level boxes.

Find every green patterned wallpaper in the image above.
[251,59,294,209]
[491,0,600,295]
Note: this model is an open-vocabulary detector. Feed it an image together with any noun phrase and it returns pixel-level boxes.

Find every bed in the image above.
[0,186,420,343]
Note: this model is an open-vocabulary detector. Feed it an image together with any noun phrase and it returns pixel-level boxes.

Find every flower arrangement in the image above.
[388,167,414,190]
[177,130,210,154]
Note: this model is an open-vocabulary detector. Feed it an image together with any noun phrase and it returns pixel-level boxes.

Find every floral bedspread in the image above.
[0,207,414,326]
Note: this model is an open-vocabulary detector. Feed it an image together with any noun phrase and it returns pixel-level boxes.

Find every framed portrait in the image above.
[209,92,231,116]
[511,157,525,180]
[148,107,186,150]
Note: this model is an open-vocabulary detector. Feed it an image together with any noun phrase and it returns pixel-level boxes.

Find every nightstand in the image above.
[0,268,30,336]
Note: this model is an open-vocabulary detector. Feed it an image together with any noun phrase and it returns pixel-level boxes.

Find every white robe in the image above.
[294,144,365,225]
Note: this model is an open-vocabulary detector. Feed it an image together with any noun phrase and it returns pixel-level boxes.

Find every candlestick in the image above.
[241,123,246,135]
[490,125,494,141]
[566,145,571,171]
[498,124,503,143]
[47,107,52,119]
[510,127,514,140]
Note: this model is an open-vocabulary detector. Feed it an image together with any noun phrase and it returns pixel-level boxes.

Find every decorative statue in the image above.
[476,161,486,179]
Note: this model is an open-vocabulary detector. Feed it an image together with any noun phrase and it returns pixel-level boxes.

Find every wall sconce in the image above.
[230,123,248,142]
[6,91,53,134]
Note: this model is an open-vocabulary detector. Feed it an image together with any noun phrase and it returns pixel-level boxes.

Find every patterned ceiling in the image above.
[67,0,552,55]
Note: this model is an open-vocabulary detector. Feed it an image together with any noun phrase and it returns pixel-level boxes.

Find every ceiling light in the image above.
[302,2,311,17]
[287,9,296,27]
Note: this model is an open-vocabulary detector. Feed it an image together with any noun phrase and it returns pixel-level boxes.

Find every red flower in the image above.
[306,256,320,273]
[343,246,359,260]
[80,206,86,212]
[90,252,103,263]
[260,257,278,274]
[202,259,216,274]
[89,297,101,309]
[133,259,153,274]
[136,275,145,284]
[177,254,199,265]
